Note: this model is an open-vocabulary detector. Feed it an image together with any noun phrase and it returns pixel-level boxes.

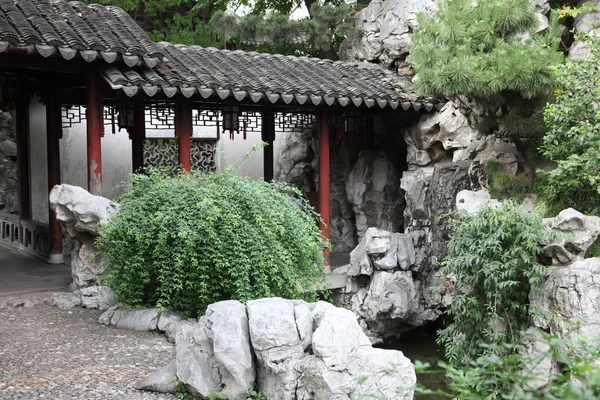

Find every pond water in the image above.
[382,332,448,400]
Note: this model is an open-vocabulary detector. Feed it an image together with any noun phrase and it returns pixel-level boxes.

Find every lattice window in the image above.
[144,138,216,174]
[61,105,86,128]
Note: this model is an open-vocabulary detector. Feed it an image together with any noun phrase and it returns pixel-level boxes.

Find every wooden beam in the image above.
[175,99,192,172]
[86,72,103,196]
[15,80,31,245]
[45,91,63,264]
[261,110,275,182]
[318,109,331,267]
[130,103,145,173]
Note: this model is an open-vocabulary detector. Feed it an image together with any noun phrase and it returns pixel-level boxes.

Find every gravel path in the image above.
[0,303,178,399]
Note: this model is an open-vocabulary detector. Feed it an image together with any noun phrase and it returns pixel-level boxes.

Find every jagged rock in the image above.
[298,306,416,400]
[472,136,519,175]
[346,151,404,240]
[99,307,160,331]
[543,208,600,266]
[69,234,107,289]
[456,189,502,214]
[176,300,255,399]
[348,238,373,276]
[362,271,419,322]
[134,359,177,394]
[79,285,115,310]
[349,227,415,275]
[530,258,600,343]
[275,129,317,194]
[574,0,600,34]
[0,139,16,158]
[330,146,358,251]
[157,311,184,343]
[569,38,593,60]
[406,101,479,159]
[49,184,118,236]
[49,185,119,288]
[247,298,304,400]
[343,0,438,67]
[48,292,82,309]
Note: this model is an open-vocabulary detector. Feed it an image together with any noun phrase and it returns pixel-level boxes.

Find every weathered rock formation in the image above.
[49,184,119,289]
[127,298,416,400]
[335,227,453,341]
[542,208,600,266]
[0,110,18,214]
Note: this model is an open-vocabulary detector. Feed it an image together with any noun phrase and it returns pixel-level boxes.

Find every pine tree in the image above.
[410,0,564,182]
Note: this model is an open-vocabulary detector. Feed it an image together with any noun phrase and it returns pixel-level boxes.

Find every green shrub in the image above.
[539,33,600,216]
[483,161,530,200]
[96,169,328,318]
[416,331,600,399]
[438,203,553,365]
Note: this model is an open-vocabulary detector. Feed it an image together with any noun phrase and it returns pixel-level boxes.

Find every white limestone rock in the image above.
[297,306,416,400]
[134,359,177,394]
[247,298,304,400]
[176,300,255,399]
[530,258,600,343]
[69,234,107,289]
[157,311,184,343]
[472,136,519,175]
[363,271,419,321]
[346,151,404,240]
[79,285,116,310]
[456,189,502,214]
[99,307,160,331]
[49,184,118,236]
[543,208,600,266]
[49,292,82,309]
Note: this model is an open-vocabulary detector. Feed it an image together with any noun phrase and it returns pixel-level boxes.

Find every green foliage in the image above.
[415,332,600,399]
[539,33,600,216]
[410,0,563,145]
[438,203,553,365]
[210,3,356,59]
[97,168,328,318]
[483,161,530,199]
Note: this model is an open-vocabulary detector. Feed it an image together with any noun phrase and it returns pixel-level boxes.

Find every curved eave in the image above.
[0,41,161,68]
[102,79,440,112]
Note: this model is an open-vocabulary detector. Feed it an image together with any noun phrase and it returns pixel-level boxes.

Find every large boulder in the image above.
[530,258,600,343]
[456,189,502,214]
[49,184,119,289]
[543,208,600,266]
[49,184,118,236]
[176,300,255,399]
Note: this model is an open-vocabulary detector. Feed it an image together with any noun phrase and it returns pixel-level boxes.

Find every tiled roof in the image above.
[102,42,439,111]
[0,0,164,67]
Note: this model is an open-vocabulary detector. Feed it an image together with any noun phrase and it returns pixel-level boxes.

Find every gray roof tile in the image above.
[0,0,163,66]
[103,42,436,110]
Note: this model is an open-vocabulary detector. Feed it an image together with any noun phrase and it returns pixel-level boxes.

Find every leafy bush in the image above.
[438,203,553,365]
[97,169,328,318]
[483,161,530,199]
[416,331,600,399]
[539,33,600,216]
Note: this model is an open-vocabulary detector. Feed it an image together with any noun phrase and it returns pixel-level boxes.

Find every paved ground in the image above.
[0,304,178,400]
[0,246,71,295]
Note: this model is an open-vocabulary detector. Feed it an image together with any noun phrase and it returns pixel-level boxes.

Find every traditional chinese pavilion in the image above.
[0,0,439,265]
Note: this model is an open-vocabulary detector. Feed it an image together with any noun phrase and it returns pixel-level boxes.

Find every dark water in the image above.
[383,333,448,400]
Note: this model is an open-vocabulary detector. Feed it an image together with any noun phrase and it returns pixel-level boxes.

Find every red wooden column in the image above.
[86,72,103,196]
[45,92,63,264]
[261,110,275,182]
[15,81,31,244]
[175,99,192,172]
[130,103,145,173]
[318,109,331,265]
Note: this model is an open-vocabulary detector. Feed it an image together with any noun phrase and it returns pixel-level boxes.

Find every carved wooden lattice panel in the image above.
[144,139,216,174]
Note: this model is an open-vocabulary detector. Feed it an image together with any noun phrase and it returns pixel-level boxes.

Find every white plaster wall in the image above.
[61,123,132,200]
